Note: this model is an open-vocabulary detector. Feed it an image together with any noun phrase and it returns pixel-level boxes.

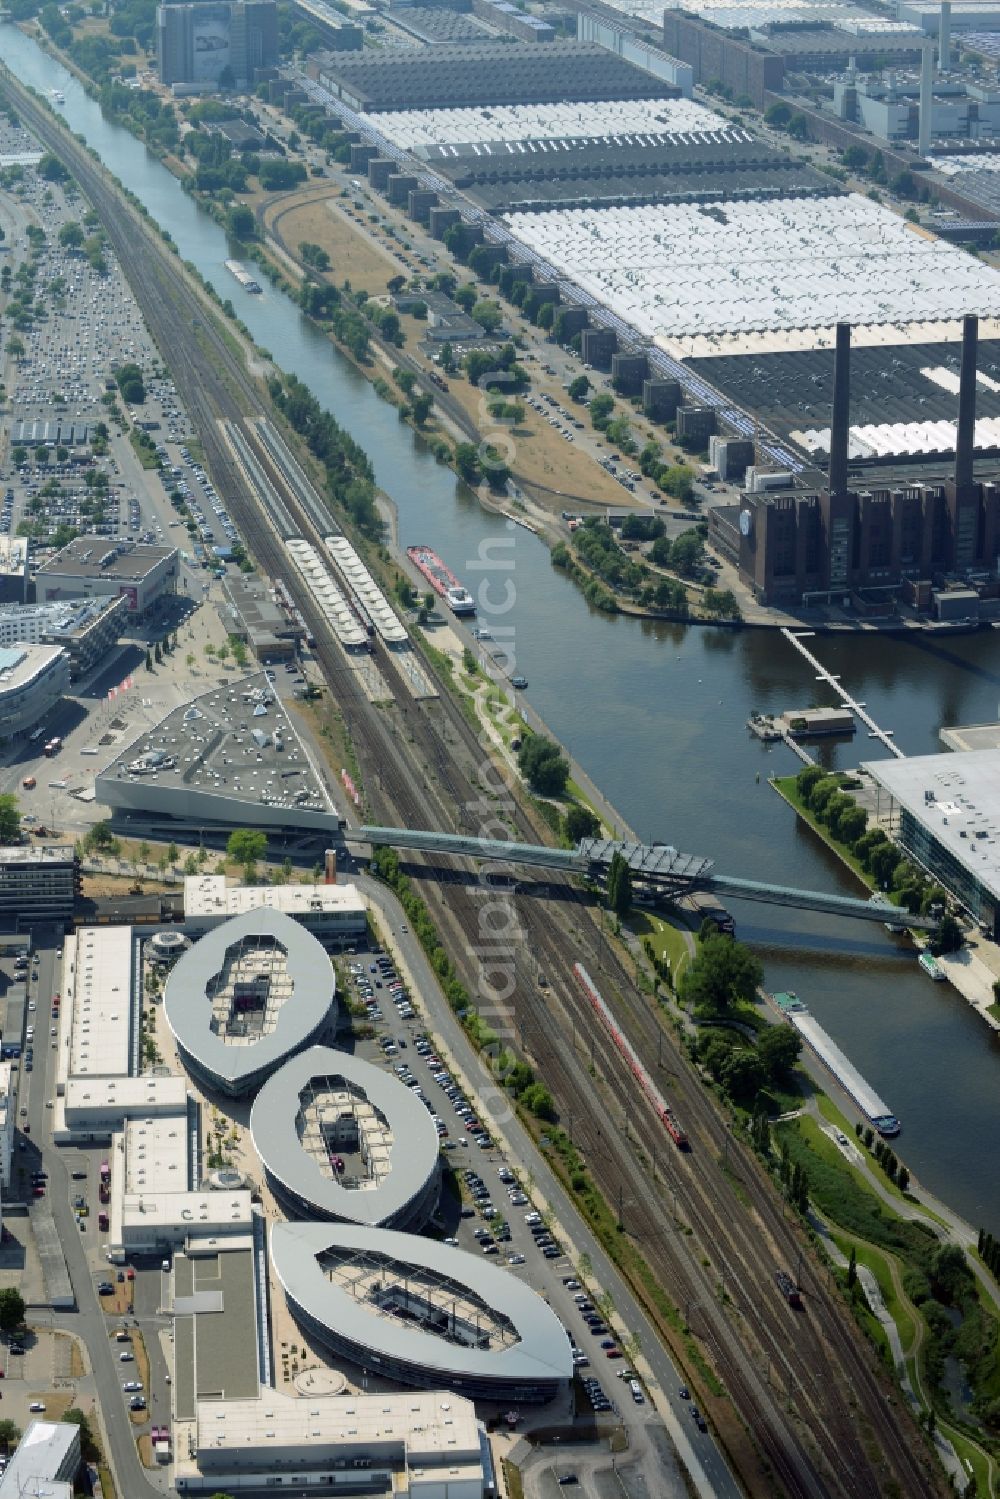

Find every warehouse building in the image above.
[419,126,835,213]
[317,41,669,111]
[249,1046,441,1229]
[0,643,69,741]
[862,748,1000,936]
[36,535,178,616]
[96,673,343,837]
[271,1222,573,1403]
[373,94,706,149]
[164,909,338,1097]
[0,843,79,924]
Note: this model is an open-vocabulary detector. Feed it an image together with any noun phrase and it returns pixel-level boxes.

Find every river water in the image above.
[6,31,1000,1230]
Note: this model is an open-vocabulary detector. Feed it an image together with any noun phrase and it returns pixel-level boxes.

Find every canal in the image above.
[5,29,1000,1231]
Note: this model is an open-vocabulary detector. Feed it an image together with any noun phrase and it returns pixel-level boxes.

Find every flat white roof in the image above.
[123,1114,189,1195]
[184,875,367,921]
[863,748,1000,901]
[121,1188,252,1231]
[367,96,721,149]
[67,927,134,1078]
[504,195,1000,342]
[63,1073,189,1116]
[193,1387,480,1464]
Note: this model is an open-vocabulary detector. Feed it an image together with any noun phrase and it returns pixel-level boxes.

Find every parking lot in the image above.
[338,947,650,1434]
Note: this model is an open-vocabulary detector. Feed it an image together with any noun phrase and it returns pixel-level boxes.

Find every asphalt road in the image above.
[23,931,163,1499]
[354,871,742,1499]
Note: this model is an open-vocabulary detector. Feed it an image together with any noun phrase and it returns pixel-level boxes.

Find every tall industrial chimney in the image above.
[955,312,978,494]
[324,848,337,885]
[828,321,851,498]
[918,42,934,157]
[938,0,951,69]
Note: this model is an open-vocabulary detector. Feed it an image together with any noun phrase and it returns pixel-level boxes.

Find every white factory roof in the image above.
[184,874,366,921]
[66,926,135,1078]
[192,1387,480,1464]
[655,0,868,28]
[863,749,1000,901]
[367,96,722,149]
[793,414,1000,460]
[934,153,1000,176]
[504,194,1000,344]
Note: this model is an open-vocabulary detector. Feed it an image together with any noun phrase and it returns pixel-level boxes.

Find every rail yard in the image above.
[0,70,948,1499]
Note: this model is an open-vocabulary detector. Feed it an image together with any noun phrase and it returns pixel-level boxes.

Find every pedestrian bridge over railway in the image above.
[356,826,939,932]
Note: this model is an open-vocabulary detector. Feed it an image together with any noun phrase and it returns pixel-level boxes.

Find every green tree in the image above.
[568,375,590,401]
[756,1024,801,1084]
[471,299,502,333]
[37,151,69,182]
[453,443,480,484]
[454,283,477,312]
[847,1245,857,1288]
[0,1287,25,1332]
[606,850,632,916]
[58,220,84,250]
[932,913,963,955]
[589,392,615,430]
[61,1408,99,1462]
[227,828,267,867]
[0,1419,20,1451]
[410,391,432,426]
[564,803,600,843]
[226,203,256,240]
[517,734,569,796]
[680,934,763,1013]
[0,794,20,843]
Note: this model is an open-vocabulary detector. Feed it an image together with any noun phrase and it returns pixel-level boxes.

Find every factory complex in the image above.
[294,16,1000,618]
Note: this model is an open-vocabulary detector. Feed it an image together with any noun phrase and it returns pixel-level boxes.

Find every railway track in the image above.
[0,76,947,1499]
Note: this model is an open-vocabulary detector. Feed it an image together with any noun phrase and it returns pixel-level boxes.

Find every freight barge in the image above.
[771,991,900,1136]
[406,545,476,615]
[224,259,262,294]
